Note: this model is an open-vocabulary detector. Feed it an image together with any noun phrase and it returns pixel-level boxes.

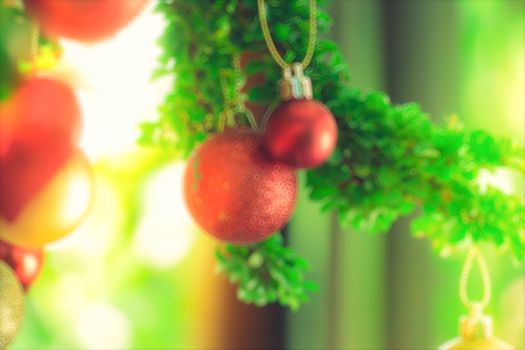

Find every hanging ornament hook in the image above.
[257,0,317,70]
[459,245,492,311]
[218,55,258,131]
[439,246,514,349]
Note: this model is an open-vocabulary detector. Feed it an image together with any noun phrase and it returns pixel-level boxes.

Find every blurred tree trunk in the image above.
[327,1,387,350]
[382,1,459,348]
[287,1,460,349]
[190,238,285,350]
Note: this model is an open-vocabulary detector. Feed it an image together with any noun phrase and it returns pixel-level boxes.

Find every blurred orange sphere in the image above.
[1,77,85,228]
[24,0,150,43]
[0,149,94,248]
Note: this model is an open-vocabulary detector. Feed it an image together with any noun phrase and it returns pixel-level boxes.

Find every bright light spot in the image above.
[76,303,130,350]
[22,255,39,274]
[500,277,525,347]
[62,166,93,227]
[60,3,172,159]
[48,175,121,258]
[133,163,195,268]
[505,49,525,143]
[478,169,514,195]
[320,130,334,152]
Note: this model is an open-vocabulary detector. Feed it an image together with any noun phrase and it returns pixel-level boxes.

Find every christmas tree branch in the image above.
[215,233,317,310]
[146,0,525,308]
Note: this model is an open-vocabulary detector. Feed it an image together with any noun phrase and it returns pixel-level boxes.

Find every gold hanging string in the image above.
[30,23,39,59]
[218,55,257,131]
[459,246,492,310]
[232,55,258,129]
[232,54,246,115]
[4,0,22,8]
[218,69,233,131]
[257,0,317,70]
[30,22,40,75]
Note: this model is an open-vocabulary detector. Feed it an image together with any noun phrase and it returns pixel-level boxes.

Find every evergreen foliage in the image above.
[148,0,524,309]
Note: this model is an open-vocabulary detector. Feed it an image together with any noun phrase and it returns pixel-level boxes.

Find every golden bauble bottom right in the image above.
[440,336,514,350]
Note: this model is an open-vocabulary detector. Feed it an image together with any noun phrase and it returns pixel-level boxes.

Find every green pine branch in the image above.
[0,5,25,101]
[145,0,525,309]
[215,233,317,310]
[0,4,62,100]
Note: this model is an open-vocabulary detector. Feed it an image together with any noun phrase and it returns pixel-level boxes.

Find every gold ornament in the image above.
[0,261,25,350]
[439,247,514,350]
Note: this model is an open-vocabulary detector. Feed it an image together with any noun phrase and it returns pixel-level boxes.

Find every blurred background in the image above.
[10,1,524,349]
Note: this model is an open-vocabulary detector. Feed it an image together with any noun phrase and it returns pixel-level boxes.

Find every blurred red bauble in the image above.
[0,78,81,221]
[23,0,150,43]
[0,240,43,290]
[0,148,94,248]
[262,99,338,169]
[184,128,297,244]
[0,77,81,156]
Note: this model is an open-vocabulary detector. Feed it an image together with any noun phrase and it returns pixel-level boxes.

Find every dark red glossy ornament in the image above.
[23,0,149,43]
[0,240,44,290]
[263,99,337,169]
[262,64,338,169]
[184,128,297,244]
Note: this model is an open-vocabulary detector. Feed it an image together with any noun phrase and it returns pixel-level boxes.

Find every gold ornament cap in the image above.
[460,302,493,339]
[279,63,313,101]
[438,303,514,350]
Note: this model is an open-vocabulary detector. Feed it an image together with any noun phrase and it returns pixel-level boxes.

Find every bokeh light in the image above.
[133,163,195,269]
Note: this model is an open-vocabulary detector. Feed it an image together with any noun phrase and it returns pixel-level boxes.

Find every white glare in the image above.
[76,303,130,350]
[133,163,195,268]
[478,169,513,195]
[47,176,121,259]
[60,2,172,159]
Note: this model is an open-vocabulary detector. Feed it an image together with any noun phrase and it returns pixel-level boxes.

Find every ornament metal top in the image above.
[279,63,313,101]
[438,303,514,350]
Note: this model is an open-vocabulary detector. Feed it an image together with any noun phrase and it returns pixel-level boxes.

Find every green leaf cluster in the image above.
[0,3,62,101]
[215,234,317,310]
[0,5,26,101]
[148,0,525,308]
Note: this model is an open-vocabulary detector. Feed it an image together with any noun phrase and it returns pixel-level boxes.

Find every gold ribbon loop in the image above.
[459,246,492,310]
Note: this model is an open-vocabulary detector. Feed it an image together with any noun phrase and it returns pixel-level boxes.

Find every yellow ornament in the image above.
[439,247,514,350]
[0,261,25,350]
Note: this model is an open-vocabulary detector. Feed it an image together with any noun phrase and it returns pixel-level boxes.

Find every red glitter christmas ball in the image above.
[184,128,297,244]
